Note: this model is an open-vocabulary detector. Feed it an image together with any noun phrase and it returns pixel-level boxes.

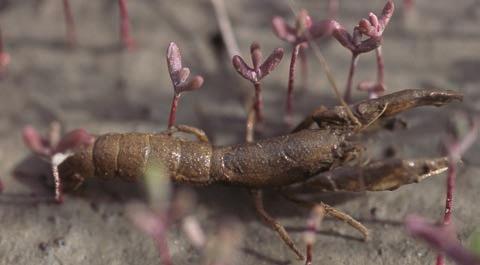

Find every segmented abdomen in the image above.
[91,133,212,182]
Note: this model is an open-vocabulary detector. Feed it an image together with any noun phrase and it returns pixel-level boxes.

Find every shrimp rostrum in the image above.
[23,87,462,260]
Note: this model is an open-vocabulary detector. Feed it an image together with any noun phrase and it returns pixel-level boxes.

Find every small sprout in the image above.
[272,10,318,124]
[405,215,480,265]
[22,123,94,202]
[118,0,136,51]
[435,114,479,265]
[232,42,283,123]
[342,1,394,102]
[166,42,204,128]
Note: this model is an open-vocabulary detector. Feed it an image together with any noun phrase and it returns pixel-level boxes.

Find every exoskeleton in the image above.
[24,88,462,260]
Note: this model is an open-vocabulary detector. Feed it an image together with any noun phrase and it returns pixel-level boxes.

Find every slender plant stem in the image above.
[376,46,384,85]
[254,82,263,122]
[118,0,135,50]
[286,43,301,124]
[436,157,457,265]
[246,105,256,143]
[62,0,76,47]
[168,94,180,128]
[299,45,308,93]
[344,53,359,103]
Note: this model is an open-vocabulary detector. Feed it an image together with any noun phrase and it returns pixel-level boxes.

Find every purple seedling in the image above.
[22,123,94,203]
[232,42,284,122]
[232,42,283,142]
[435,115,479,265]
[272,10,313,124]
[118,0,135,51]
[166,42,204,129]
[272,1,393,122]
[0,27,11,78]
[336,0,394,102]
[406,215,480,265]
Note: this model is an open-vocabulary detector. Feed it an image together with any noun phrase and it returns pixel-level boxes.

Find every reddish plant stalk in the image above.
[254,83,263,122]
[0,179,4,193]
[62,0,76,47]
[118,0,135,50]
[168,94,180,129]
[299,45,308,93]
[286,44,301,124]
[376,46,384,87]
[436,157,457,265]
[344,53,359,103]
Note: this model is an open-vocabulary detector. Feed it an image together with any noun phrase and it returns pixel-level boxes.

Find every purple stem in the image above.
[168,93,180,129]
[344,53,359,103]
[286,43,301,123]
[376,46,384,86]
[254,82,263,122]
[62,0,76,47]
[436,157,457,265]
[0,179,3,193]
[299,45,308,92]
[118,0,135,50]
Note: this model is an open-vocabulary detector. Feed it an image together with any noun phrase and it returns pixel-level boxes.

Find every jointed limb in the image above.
[282,192,369,240]
[250,189,305,260]
[163,124,210,143]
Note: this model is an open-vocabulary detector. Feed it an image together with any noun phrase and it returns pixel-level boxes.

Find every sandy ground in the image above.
[1,0,480,264]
